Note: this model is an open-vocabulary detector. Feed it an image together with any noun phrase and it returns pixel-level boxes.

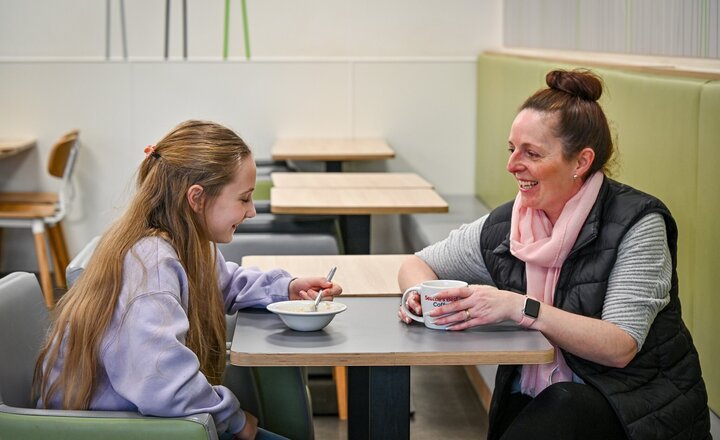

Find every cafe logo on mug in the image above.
[424,294,458,308]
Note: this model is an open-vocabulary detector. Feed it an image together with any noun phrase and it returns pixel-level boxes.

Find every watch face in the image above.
[524,298,540,318]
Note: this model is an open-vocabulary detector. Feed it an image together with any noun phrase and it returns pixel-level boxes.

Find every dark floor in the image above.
[312,365,488,440]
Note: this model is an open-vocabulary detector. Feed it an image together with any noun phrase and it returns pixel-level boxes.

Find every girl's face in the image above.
[205,159,257,243]
[506,109,587,224]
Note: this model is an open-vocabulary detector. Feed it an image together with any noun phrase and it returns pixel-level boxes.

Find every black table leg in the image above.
[348,366,411,440]
[326,161,342,172]
[340,215,370,254]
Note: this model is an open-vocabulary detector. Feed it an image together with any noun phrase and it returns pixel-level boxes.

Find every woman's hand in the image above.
[397,255,440,325]
[428,285,523,330]
[398,291,422,324]
[233,411,258,440]
[289,277,342,301]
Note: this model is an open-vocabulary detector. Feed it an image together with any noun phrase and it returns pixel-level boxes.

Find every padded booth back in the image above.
[475,53,720,412]
[694,81,720,412]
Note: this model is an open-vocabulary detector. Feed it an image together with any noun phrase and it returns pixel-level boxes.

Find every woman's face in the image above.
[506,109,584,224]
[205,159,257,243]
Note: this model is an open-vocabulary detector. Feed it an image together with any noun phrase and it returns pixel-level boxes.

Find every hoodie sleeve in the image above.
[216,248,293,313]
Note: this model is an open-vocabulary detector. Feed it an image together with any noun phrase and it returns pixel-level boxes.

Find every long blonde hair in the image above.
[34,120,252,410]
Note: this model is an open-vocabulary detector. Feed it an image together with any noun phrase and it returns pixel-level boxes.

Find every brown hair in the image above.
[34,120,252,409]
[520,69,615,177]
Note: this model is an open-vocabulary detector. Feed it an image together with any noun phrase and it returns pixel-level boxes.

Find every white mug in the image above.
[401,280,467,329]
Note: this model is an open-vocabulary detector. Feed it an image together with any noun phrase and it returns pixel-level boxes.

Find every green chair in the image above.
[0,272,218,440]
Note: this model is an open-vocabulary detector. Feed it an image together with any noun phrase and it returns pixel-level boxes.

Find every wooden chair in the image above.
[0,130,80,308]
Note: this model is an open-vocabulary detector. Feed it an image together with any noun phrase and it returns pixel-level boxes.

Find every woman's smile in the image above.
[517,179,538,191]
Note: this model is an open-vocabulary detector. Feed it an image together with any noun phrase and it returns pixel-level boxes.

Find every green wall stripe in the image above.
[223,0,230,59]
[242,0,251,60]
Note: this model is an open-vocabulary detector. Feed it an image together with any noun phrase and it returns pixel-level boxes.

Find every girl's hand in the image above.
[428,285,522,330]
[233,411,258,440]
[289,277,342,301]
[397,291,422,324]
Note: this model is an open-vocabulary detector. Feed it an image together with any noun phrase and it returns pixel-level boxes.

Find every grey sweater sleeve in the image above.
[602,212,671,351]
[416,214,495,286]
[416,212,671,351]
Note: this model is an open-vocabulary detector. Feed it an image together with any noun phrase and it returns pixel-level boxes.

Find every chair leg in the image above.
[0,227,4,269]
[53,222,71,268]
[48,232,65,289]
[32,223,55,308]
[333,366,348,420]
[47,223,69,288]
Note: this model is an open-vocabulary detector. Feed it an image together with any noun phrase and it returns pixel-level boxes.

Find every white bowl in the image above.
[267,300,347,331]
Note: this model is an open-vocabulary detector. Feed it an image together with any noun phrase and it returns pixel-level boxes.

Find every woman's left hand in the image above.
[289,277,343,301]
[428,284,521,330]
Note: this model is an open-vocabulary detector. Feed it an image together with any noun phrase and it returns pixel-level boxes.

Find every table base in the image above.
[340,215,371,254]
[348,366,411,440]
[326,161,342,172]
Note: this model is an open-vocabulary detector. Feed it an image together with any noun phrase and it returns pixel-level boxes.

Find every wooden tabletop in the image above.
[0,138,35,159]
[271,172,433,189]
[270,187,449,215]
[242,254,411,297]
[271,139,395,161]
[230,297,555,367]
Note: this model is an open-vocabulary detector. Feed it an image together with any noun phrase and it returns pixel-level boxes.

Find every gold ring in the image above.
[464,309,471,321]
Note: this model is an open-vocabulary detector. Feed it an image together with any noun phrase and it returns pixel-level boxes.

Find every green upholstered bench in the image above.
[694,80,720,413]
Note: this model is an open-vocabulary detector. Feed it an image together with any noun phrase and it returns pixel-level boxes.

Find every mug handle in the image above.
[401,287,425,323]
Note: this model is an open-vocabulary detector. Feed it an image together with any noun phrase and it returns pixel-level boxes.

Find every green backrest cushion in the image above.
[254,178,272,201]
[252,367,313,440]
[694,80,720,411]
[475,53,718,412]
[0,412,211,440]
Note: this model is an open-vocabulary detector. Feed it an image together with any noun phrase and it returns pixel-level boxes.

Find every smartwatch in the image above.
[519,297,540,328]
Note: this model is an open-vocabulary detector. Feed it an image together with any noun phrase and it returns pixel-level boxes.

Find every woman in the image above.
[34,120,342,440]
[398,70,710,439]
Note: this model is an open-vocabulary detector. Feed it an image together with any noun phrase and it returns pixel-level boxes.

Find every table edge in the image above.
[271,153,396,161]
[230,347,555,367]
[271,206,449,215]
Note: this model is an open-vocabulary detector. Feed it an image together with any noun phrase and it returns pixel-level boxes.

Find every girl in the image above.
[34,120,342,440]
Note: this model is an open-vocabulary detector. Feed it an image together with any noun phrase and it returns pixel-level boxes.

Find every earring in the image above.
[572,174,578,181]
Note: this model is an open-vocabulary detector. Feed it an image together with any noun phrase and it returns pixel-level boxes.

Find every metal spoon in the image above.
[313,266,337,311]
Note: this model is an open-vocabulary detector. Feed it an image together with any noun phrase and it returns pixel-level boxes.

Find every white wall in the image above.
[0,0,501,60]
[0,0,502,270]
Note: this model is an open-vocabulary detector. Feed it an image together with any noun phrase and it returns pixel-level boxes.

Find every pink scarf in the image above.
[510,171,603,397]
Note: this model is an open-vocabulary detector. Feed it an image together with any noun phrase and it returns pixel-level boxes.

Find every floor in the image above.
[312,365,488,440]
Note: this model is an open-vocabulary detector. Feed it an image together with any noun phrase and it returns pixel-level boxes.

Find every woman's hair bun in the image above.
[546,69,603,101]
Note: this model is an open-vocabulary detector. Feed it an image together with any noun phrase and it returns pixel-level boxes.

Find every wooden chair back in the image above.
[47,130,79,178]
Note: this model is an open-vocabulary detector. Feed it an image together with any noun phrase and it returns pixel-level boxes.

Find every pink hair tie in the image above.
[144,145,160,159]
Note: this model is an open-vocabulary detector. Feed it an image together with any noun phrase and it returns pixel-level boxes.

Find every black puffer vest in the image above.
[482,178,710,440]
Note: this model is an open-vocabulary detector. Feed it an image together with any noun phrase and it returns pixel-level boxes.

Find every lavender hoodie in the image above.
[40,237,292,434]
